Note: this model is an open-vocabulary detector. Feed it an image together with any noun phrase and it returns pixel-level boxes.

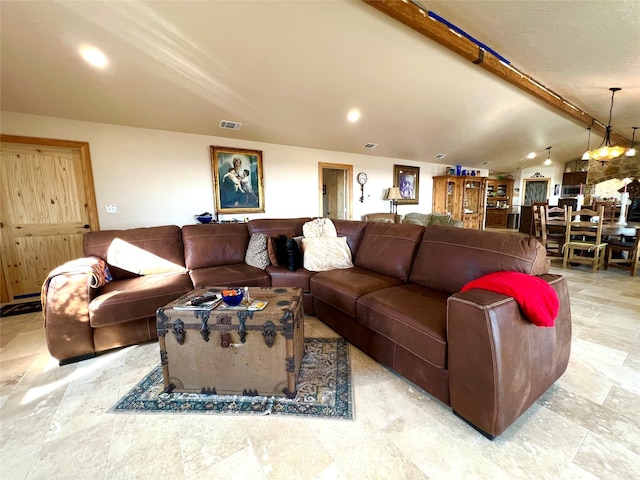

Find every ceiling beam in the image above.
[362,0,628,145]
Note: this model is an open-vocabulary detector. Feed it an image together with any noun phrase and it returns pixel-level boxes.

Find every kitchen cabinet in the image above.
[562,172,587,186]
[433,175,487,229]
[485,178,514,228]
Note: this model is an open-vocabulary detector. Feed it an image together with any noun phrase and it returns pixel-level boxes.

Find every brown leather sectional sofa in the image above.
[42,217,571,438]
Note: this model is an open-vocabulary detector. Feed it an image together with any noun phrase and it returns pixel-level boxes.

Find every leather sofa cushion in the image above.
[83,225,186,280]
[188,264,270,289]
[247,218,310,237]
[267,265,315,292]
[410,225,549,294]
[182,223,249,270]
[89,273,192,327]
[332,219,367,259]
[354,223,424,281]
[310,267,403,317]
[357,283,448,368]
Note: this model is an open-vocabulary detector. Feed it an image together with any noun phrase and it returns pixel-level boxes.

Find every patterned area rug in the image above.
[110,338,353,419]
[0,300,42,317]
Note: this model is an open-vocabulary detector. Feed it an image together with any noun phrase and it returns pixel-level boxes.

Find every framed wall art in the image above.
[211,146,265,214]
[393,164,420,205]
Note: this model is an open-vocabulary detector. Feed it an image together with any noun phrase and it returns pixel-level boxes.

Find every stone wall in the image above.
[586,156,639,199]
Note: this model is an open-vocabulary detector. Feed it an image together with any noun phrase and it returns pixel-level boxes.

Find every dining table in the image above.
[546,220,640,240]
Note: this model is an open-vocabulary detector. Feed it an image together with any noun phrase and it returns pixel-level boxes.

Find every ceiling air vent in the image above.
[219,120,242,130]
[434,153,447,159]
[363,143,378,149]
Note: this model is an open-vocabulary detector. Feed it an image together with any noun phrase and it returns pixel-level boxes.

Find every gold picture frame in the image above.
[211,146,265,214]
[394,164,420,205]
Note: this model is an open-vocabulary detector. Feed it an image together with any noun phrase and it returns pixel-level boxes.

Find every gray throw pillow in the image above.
[429,214,451,225]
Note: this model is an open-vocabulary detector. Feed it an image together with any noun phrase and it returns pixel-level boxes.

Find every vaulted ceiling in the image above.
[1,1,639,174]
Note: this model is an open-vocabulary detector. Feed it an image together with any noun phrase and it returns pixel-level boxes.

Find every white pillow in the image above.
[303,218,337,238]
[302,237,353,271]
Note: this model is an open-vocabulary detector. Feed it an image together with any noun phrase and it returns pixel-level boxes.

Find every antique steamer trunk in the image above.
[156,287,304,398]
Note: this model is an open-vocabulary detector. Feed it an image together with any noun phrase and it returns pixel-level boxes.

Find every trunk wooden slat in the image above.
[157,287,304,398]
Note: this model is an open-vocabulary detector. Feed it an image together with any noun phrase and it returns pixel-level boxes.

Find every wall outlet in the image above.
[105,204,117,214]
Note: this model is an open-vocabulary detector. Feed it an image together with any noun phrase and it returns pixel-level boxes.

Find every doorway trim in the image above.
[318,162,353,220]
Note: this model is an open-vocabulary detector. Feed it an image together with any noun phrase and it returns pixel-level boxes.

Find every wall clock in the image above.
[357,172,368,203]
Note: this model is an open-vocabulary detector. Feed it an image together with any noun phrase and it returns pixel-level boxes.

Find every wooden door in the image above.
[319,163,353,220]
[0,135,99,300]
[523,178,551,206]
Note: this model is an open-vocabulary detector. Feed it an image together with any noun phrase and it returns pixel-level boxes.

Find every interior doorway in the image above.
[318,163,353,220]
[523,178,551,205]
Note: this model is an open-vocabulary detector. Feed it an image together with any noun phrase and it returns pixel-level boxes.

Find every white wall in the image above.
[2,111,467,229]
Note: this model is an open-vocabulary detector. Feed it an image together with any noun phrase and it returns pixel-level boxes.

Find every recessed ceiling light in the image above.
[347,109,361,123]
[79,45,109,69]
[527,152,536,159]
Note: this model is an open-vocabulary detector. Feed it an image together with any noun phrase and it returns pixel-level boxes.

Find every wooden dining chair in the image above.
[605,227,640,276]
[533,204,544,239]
[546,205,567,221]
[593,201,616,223]
[539,205,563,257]
[562,206,608,272]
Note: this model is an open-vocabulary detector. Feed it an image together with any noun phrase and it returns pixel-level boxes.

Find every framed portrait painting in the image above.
[211,146,265,214]
[393,164,420,205]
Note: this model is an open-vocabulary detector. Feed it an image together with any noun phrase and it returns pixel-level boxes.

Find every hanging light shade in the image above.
[584,88,631,162]
[625,127,637,157]
[581,127,592,160]
[544,146,552,166]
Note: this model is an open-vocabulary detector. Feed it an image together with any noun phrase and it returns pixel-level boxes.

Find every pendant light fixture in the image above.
[584,88,630,162]
[581,127,592,160]
[544,146,552,166]
[626,127,637,157]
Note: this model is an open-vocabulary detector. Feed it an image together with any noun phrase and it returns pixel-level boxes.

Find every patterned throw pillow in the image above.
[429,214,451,225]
[245,233,270,270]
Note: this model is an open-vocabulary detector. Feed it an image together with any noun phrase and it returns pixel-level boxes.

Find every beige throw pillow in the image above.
[303,218,337,238]
[302,237,353,272]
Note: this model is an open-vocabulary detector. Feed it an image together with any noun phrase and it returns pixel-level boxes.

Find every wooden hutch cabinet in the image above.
[432,175,487,229]
[562,172,587,186]
[485,178,514,228]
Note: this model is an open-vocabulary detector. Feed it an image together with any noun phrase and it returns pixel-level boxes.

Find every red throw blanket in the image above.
[460,271,559,327]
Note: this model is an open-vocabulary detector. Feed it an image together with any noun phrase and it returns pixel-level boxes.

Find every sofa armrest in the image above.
[42,257,109,364]
[446,274,571,438]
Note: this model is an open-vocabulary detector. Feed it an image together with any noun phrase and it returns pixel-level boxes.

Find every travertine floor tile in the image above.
[573,432,640,480]
[177,416,251,477]
[242,417,334,479]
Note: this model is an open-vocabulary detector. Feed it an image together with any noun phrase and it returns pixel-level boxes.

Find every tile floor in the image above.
[1,265,639,479]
